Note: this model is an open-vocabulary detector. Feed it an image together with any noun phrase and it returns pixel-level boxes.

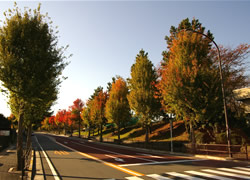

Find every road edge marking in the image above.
[35,136,60,180]
[55,140,144,177]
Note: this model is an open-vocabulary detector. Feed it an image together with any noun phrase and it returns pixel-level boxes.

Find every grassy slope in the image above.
[101,120,189,142]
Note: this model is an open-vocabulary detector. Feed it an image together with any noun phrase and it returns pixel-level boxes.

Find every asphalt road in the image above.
[32,133,250,180]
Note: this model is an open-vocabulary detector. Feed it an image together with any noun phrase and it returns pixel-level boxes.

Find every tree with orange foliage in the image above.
[159,18,221,149]
[160,18,250,146]
[69,99,84,137]
[105,77,131,142]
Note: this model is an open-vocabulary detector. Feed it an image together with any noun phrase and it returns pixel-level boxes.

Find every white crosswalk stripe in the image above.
[166,172,205,180]
[185,170,233,180]
[218,167,250,175]
[125,166,250,180]
[147,174,171,180]
[202,169,250,179]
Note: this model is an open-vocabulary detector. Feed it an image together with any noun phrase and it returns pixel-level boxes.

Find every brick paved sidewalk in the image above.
[0,145,27,180]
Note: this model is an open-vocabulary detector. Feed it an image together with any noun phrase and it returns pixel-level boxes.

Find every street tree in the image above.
[159,18,222,150]
[105,77,131,142]
[70,99,84,138]
[81,101,92,138]
[128,49,161,143]
[92,89,108,142]
[209,44,250,133]
[0,3,69,170]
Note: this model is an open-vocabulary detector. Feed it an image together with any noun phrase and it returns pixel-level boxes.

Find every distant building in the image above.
[233,87,250,114]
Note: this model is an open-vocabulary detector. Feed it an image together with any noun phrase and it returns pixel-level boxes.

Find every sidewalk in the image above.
[0,144,28,180]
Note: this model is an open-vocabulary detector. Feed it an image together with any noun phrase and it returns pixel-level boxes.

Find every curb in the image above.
[35,150,44,180]
[27,150,34,180]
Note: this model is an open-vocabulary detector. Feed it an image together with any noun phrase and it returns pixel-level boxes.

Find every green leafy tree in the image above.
[93,89,108,142]
[105,77,131,142]
[0,4,69,170]
[128,49,160,143]
[81,102,92,138]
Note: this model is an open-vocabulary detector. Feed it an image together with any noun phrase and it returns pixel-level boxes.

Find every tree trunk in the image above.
[70,124,73,137]
[190,121,196,154]
[17,103,24,171]
[145,125,149,144]
[118,123,120,142]
[78,119,81,138]
[88,126,91,138]
[64,123,66,135]
[100,124,103,142]
[26,123,32,152]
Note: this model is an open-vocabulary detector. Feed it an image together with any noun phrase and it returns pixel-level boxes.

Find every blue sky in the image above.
[0,1,250,117]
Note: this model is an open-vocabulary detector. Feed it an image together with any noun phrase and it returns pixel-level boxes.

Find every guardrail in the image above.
[194,144,249,160]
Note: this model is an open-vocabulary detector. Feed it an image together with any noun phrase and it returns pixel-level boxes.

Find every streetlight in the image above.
[183,29,232,158]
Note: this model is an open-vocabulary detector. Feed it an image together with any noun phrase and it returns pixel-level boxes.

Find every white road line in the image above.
[217,168,250,175]
[202,169,250,179]
[138,153,164,159]
[166,172,205,180]
[105,154,125,162]
[125,177,144,180]
[186,170,233,180]
[147,174,171,179]
[71,141,155,162]
[105,154,117,159]
[120,159,206,167]
[35,136,60,180]
[234,167,250,171]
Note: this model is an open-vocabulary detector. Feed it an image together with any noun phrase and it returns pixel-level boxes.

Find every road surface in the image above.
[32,133,250,180]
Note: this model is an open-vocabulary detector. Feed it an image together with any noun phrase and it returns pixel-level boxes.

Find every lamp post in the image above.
[183,29,232,158]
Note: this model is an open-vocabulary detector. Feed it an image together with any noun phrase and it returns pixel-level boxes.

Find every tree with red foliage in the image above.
[69,99,84,137]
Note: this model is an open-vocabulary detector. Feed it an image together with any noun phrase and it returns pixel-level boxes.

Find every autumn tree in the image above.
[81,101,92,138]
[88,86,106,139]
[41,117,51,131]
[128,49,161,143]
[159,18,223,149]
[92,90,108,142]
[70,99,84,138]
[105,77,131,142]
[209,44,250,134]
[0,4,69,170]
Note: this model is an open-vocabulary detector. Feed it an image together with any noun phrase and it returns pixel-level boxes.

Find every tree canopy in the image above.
[105,77,131,141]
[128,49,160,143]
